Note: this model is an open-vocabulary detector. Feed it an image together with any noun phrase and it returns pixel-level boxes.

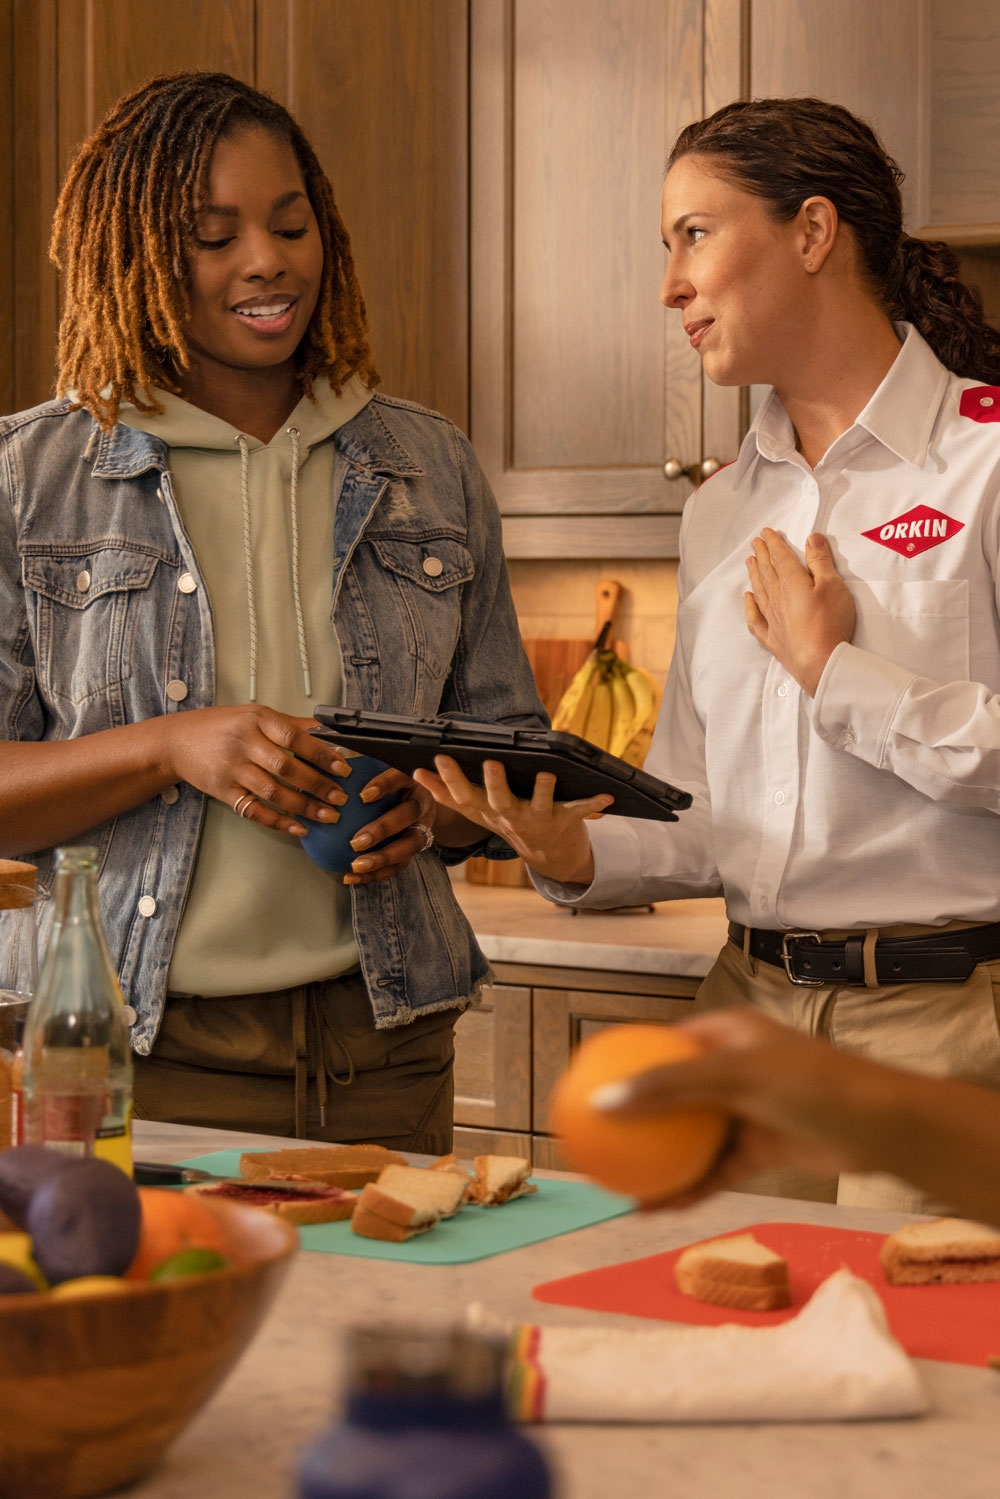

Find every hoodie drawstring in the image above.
[286,425,313,699]
[235,427,312,705]
[235,433,260,703]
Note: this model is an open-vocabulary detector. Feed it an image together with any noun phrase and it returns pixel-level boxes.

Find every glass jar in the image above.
[0,860,41,1148]
[298,1326,552,1499]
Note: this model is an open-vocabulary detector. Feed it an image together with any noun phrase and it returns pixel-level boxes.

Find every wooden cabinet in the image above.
[452,961,702,1165]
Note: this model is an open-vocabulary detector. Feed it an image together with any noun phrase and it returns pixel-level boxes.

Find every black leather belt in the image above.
[728,921,1000,986]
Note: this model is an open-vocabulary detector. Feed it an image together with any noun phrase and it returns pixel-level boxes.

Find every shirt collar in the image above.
[732,324,950,488]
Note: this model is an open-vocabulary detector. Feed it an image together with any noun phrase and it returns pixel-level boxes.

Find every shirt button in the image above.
[981,396,995,408]
[777,681,789,698]
[156,487,165,503]
[76,570,91,592]
[177,572,197,593]
[774,790,786,805]
[422,556,444,577]
[161,785,180,805]
[841,729,857,748]
[138,896,157,918]
[166,679,188,701]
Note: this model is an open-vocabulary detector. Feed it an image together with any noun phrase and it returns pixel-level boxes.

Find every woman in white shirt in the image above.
[417,97,1000,1211]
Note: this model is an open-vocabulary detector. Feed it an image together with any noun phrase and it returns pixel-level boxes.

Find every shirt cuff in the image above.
[811,641,916,765]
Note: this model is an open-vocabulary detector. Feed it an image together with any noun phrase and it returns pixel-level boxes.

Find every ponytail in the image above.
[892,236,1000,385]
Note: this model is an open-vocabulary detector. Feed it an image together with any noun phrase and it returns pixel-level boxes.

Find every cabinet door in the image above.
[531,981,699,1134]
[470,0,745,559]
[257,0,471,430]
[453,982,532,1132]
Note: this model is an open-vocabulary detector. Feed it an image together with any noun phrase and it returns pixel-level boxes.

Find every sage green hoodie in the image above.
[120,376,372,997]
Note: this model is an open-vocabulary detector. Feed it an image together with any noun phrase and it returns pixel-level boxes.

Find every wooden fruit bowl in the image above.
[0,1197,297,1499]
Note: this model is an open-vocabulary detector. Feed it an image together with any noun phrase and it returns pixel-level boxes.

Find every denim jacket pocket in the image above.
[367,536,475,682]
[23,544,169,706]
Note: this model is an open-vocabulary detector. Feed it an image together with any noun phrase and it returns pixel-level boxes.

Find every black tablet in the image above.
[310,708,691,823]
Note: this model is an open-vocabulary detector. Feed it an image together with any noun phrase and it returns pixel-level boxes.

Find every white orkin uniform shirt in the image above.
[545,325,1000,931]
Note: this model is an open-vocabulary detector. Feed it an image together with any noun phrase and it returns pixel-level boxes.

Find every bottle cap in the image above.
[345,1326,506,1399]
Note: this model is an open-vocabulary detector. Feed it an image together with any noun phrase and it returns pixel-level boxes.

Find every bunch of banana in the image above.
[551,627,661,767]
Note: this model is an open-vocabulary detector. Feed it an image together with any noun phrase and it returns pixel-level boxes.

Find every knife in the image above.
[133,1160,228,1186]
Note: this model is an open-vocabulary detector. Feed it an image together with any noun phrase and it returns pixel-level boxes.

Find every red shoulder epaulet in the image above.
[960,387,1000,423]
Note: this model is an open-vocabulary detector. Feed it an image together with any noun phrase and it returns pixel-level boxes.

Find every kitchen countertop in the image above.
[452,877,729,978]
[127,1120,999,1499]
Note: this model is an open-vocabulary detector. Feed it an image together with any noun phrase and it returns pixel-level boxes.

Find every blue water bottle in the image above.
[297,1326,552,1499]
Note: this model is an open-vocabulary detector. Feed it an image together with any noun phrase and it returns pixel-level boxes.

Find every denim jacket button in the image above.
[422,556,443,577]
[138,896,157,917]
[161,785,180,805]
[76,570,91,592]
[177,572,197,593]
[166,679,188,701]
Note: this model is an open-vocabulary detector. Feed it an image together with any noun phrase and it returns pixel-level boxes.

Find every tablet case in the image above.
[310,708,692,822]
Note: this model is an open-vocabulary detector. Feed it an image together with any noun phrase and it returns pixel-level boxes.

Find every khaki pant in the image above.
[697,937,1000,1213]
[133,972,458,1155]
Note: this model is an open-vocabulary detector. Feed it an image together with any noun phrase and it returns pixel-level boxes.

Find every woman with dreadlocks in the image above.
[0,71,545,1151]
[417,97,1000,1212]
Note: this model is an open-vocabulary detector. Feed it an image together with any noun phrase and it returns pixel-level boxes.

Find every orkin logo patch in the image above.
[862,505,964,558]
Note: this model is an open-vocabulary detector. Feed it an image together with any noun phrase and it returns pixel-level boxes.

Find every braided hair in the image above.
[50,71,379,429]
[668,97,1000,385]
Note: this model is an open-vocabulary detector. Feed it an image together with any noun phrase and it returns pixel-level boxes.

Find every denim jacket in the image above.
[0,393,545,1052]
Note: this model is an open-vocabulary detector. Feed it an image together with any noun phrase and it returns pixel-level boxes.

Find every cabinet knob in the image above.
[663,456,724,485]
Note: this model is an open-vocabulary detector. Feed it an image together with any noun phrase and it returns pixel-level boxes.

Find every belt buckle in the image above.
[781,930,825,986]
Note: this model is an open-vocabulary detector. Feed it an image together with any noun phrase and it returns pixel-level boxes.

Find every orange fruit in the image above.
[549,1024,728,1201]
[125,1188,233,1281]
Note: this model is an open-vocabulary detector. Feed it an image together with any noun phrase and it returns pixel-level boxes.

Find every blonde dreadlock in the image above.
[50,71,379,430]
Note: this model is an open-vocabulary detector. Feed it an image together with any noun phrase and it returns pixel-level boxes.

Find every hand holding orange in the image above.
[549,1024,728,1200]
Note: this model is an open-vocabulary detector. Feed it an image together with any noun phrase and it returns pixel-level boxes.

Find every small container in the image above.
[21,845,134,1174]
[0,860,40,1149]
[299,753,405,875]
[298,1326,552,1499]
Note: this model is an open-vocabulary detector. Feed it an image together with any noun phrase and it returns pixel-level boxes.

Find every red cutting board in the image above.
[532,1221,1000,1367]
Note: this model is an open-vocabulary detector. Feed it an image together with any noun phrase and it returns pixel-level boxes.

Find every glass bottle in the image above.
[298,1326,552,1499]
[0,859,40,1148]
[21,846,134,1175]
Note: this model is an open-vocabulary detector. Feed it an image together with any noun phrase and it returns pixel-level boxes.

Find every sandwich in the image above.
[350,1168,459,1243]
[186,1176,357,1225]
[879,1217,1000,1285]
[467,1154,536,1206]
[238,1143,406,1190]
[373,1164,470,1218]
[674,1232,792,1310]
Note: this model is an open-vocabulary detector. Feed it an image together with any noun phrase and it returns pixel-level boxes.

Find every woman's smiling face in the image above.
[182,124,324,379]
[659,154,813,390]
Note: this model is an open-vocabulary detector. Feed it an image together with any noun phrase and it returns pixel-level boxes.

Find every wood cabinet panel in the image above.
[453,1126,534,1160]
[531,984,700,1133]
[257,0,470,430]
[749,1,923,223]
[927,0,1000,233]
[453,982,531,1131]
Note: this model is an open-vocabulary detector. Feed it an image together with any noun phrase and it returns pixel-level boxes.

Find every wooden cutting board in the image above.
[532,1220,1000,1367]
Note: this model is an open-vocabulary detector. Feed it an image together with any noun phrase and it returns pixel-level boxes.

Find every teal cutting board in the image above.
[179,1149,632,1265]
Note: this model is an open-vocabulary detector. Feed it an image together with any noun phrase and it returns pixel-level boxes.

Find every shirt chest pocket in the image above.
[366,536,475,680]
[851,578,970,682]
[23,546,167,706]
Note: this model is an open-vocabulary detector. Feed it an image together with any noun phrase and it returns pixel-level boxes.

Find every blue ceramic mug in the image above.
[298,753,405,874]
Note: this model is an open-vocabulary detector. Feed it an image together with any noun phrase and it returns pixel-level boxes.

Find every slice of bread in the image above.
[186,1177,357,1225]
[350,1180,441,1241]
[239,1144,406,1190]
[880,1217,1000,1285]
[674,1232,792,1311]
[375,1164,469,1218]
[468,1155,536,1206]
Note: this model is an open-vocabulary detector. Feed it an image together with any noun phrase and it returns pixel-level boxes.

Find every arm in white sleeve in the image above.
[812,641,1000,813]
